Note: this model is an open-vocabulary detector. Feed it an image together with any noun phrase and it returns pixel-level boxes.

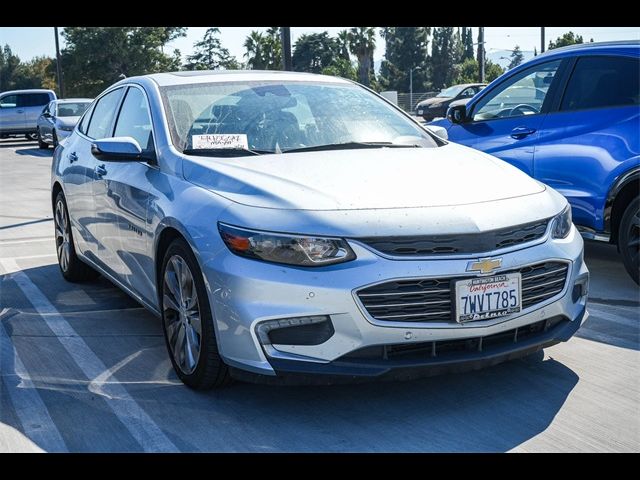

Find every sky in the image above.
[1,26,638,65]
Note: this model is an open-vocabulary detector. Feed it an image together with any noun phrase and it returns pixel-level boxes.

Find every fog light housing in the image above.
[572,274,590,303]
[256,315,334,346]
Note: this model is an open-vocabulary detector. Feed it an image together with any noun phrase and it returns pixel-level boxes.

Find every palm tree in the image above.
[336,29,350,61]
[348,27,376,87]
[243,31,265,69]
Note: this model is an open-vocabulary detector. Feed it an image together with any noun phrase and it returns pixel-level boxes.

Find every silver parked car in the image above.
[51,71,589,389]
[0,89,56,140]
[37,98,92,148]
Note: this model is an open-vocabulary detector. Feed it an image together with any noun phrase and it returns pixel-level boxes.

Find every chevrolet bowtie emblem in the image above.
[466,257,502,274]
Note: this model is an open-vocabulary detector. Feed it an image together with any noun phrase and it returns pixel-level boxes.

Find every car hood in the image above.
[183,143,545,211]
[418,97,450,107]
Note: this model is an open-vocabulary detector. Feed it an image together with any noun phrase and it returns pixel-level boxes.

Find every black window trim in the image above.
[466,58,570,125]
[111,83,158,166]
[552,53,640,115]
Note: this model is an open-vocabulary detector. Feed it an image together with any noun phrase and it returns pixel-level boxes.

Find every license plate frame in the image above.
[454,273,522,323]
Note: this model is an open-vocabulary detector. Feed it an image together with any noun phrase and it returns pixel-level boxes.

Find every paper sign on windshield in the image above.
[192,134,248,150]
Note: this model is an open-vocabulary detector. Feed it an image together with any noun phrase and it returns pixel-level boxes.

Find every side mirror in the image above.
[91,137,142,162]
[447,104,468,124]
[424,125,448,141]
[43,112,52,118]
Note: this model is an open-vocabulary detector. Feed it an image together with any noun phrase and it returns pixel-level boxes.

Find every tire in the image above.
[52,130,59,148]
[160,238,231,389]
[619,197,640,285]
[25,132,38,141]
[37,129,49,149]
[54,191,100,282]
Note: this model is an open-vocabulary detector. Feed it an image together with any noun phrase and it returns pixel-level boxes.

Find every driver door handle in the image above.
[511,126,537,139]
[95,164,107,177]
[68,152,78,163]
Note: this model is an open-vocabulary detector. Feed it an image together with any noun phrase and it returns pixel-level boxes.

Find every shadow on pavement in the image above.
[14,147,53,157]
[1,262,580,452]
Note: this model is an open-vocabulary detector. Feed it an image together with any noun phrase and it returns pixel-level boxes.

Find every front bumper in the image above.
[203,225,588,379]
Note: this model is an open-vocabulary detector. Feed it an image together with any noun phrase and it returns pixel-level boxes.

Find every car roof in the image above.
[120,70,353,88]
[536,39,640,59]
[0,89,55,96]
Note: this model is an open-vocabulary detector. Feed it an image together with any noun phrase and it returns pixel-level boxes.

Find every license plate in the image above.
[454,273,521,323]
[417,109,423,114]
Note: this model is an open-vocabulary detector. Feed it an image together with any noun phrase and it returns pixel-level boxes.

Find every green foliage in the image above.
[379,27,431,91]
[431,27,457,89]
[348,27,376,87]
[336,30,351,61]
[321,58,357,81]
[508,45,524,70]
[292,32,338,74]
[185,28,238,71]
[60,27,186,97]
[0,45,56,92]
[243,28,282,70]
[548,31,584,50]
[485,60,505,82]
[461,27,474,61]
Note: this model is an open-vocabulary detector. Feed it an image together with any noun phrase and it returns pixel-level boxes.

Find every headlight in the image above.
[551,205,572,239]
[218,223,356,267]
[58,125,74,131]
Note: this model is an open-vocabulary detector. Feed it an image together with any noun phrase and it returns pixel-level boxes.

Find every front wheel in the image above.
[619,197,640,285]
[160,238,231,389]
[52,130,59,147]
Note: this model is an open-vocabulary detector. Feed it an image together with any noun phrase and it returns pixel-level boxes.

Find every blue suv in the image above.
[431,41,640,284]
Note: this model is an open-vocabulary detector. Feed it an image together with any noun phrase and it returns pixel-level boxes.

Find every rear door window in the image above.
[0,95,18,108]
[560,55,640,111]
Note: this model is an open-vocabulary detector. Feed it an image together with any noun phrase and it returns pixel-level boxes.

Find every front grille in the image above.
[357,219,549,256]
[356,261,569,323]
[343,316,568,361]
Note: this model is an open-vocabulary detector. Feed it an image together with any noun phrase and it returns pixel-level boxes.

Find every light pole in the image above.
[409,66,421,114]
[541,27,546,53]
[53,27,64,98]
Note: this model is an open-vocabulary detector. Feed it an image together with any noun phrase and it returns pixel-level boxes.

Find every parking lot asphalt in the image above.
[0,138,638,452]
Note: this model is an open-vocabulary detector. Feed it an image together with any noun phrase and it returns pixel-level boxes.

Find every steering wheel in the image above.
[509,104,539,117]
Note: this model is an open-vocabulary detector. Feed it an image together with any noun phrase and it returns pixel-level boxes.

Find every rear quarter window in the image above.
[560,55,640,111]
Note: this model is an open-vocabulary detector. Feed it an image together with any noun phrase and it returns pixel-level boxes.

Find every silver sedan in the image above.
[51,71,589,389]
[37,98,92,148]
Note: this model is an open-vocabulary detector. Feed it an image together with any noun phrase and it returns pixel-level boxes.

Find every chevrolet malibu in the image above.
[51,71,589,389]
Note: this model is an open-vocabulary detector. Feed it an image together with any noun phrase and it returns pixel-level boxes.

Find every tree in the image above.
[59,27,186,97]
[1,45,57,92]
[548,31,584,50]
[336,29,350,61]
[292,32,338,73]
[454,58,480,84]
[185,28,238,71]
[243,28,282,71]
[431,27,457,89]
[321,58,357,80]
[508,45,524,70]
[378,27,431,92]
[461,27,474,61]
[348,27,376,87]
[485,60,504,82]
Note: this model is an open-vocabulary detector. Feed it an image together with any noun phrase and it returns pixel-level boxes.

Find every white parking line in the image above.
[0,258,179,453]
[0,254,56,261]
[0,321,68,452]
[0,237,53,246]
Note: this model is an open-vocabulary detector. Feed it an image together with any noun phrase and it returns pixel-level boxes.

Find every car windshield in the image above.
[436,85,465,98]
[56,102,91,117]
[160,80,438,155]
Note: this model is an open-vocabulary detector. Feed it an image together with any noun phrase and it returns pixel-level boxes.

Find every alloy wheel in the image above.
[163,255,202,375]
[54,199,71,272]
[626,208,640,273]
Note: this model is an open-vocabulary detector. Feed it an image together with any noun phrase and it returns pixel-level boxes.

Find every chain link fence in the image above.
[396,92,438,114]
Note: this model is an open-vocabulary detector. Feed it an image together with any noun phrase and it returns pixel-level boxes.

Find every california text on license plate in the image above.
[454,273,521,323]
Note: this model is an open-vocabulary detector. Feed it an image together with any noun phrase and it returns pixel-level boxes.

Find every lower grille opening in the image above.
[342,316,569,362]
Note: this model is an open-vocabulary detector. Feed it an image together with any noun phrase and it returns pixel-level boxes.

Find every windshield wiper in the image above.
[282,142,421,154]
[183,148,273,157]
